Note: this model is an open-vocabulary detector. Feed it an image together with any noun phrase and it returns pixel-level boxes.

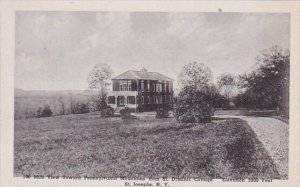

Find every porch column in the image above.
[115,96,117,106]
[136,96,138,112]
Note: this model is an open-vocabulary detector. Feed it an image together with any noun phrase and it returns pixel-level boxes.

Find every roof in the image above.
[112,70,174,81]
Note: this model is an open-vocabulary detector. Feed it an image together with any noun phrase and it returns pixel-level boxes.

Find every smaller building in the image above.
[107,69,174,112]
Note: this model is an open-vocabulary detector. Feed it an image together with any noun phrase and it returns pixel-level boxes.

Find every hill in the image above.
[14,88,94,119]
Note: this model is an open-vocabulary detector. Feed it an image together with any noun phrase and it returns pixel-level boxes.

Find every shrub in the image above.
[79,103,89,114]
[120,107,131,117]
[101,106,114,117]
[68,101,90,114]
[106,106,114,116]
[36,107,43,118]
[174,87,214,123]
[156,105,170,118]
[37,105,53,118]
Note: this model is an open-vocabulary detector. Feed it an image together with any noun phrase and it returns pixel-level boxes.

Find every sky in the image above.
[15,11,290,90]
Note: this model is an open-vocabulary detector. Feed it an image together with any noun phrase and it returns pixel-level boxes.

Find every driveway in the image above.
[214,112,288,179]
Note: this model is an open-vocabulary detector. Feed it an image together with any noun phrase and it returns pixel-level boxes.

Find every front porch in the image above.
[107,91,139,110]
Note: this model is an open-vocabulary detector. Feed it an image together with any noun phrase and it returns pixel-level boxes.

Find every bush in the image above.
[37,105,53,118]
[174,87,214,123]
[71,102,90,114]
[79,103,90,114]
[156,105,171,118]
[120,107,131,117]
[106,107,114,116]
[100,106,114,117]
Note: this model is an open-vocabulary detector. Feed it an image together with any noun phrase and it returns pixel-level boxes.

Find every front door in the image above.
[117,96,125,107]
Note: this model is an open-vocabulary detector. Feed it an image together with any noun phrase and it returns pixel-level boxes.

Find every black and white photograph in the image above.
[12,10,291,181]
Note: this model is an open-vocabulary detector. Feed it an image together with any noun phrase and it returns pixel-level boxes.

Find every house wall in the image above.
[111,79,173,111]
[112,80,138,91]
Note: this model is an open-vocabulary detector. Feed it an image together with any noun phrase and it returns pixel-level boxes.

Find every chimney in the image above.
[141,68,148,72]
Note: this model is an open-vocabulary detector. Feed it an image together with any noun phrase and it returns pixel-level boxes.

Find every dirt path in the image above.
[215,114,288,179]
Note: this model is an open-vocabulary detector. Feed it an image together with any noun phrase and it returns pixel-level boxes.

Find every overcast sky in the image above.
[15,11,290,90]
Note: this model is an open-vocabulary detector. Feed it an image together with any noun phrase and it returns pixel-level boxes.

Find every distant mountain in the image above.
[14,88,92,98]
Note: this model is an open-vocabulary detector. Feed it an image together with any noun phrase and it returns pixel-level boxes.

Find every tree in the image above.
[175,62,215,123]
[240,46,289,114]
[57,97,66,115]
[217,73,236,101]
[42,105,53,117]
[175,86,215,123]
[36,105,53,118]
[178,61,214,92]
[87,63,113,99]
[69,93,76,114]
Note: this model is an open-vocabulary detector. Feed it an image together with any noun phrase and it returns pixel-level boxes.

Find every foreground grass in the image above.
[14,113,280,179]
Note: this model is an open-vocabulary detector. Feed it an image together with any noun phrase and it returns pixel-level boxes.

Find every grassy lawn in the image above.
[14,112,280,179]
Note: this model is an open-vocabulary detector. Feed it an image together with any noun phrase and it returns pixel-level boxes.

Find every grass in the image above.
[14,112,280,179]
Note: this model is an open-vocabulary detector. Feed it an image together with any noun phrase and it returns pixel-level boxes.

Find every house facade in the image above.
[107,69,174,112]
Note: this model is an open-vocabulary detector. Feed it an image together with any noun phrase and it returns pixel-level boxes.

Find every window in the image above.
[127,96,135,104]
[119,82,123,91]
[141,96,144,104]
[128,80,132,91]
[141,80,144,92]
[153,96,156,104]
[165,82,167,92]
[108,96,115,104]
[118,96,125,106]
[156,84,162,92]
[148,96,151,104]
[152,83,156,92]
[169,82,172,92]
[163,81,167,92]
[147,81,150,92]
[124,81,128,91]
[163,95,166,103]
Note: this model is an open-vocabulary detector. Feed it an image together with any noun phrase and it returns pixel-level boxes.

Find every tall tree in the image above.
[178,61,214,92]
[217,73,236,100]
[175,61,215,123]
[87,63,113,99]
[240,45,290,112]
[57,97,66,115]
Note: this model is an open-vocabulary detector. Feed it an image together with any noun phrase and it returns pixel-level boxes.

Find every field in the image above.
[14,89,91,119]
[14,112,280,179]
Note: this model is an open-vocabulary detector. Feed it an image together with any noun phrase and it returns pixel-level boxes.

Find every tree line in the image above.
[18,45,289,121]
[174,45,289,122]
